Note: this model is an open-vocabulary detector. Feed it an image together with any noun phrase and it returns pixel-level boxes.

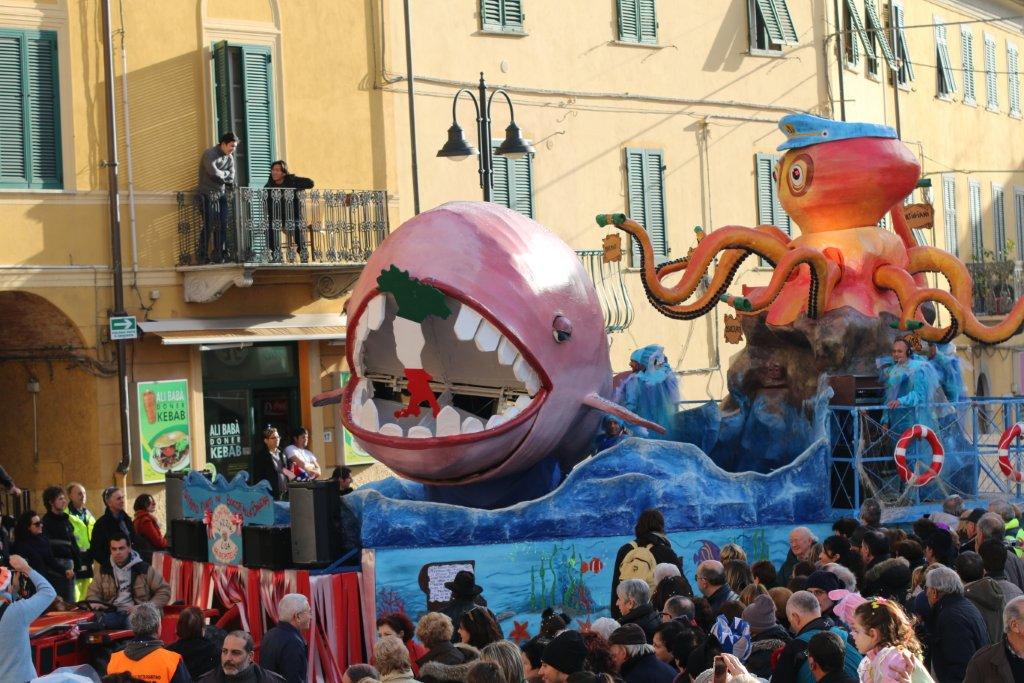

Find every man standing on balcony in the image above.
[197,132,238,263]
[265,160,315,262]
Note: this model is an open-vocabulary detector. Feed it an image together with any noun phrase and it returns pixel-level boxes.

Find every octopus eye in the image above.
[552,315,573,343]
[787,155,814,195]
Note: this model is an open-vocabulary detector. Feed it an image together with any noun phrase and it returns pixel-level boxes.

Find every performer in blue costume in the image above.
[594,416,628,452]
[878,336,942,432]
[927,342,967,403]
[613,345,680,439]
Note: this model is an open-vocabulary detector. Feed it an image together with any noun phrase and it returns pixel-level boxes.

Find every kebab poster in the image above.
[137,379,192,483]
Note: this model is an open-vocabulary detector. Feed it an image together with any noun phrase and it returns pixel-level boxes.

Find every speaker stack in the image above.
[287,480,344,567]
[242,525,293,569]
[164,471,188,542]
[170,518,208,562]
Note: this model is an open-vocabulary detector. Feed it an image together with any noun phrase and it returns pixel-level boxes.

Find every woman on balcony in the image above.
[265,160,315,262]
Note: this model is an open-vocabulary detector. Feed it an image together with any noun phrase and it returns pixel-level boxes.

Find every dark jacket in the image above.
[927,592,990,683]
[259,621,308,683]
[419,643,479,683]
[779,545,822,584]
[619,602,662,644]
[861,556,912,602]
[1004,546,1024,591]
[91,508,144,569]
[772,617,861,683]
[11,532,66,580]
[966,577,1007,644]
[197,664,285,683]
[417,641,468,669]
[620,651,676,683]
[264,174,314,191]
[109,638,192,683]
[706,584,739,614]
[964,638,1020,683]
[610,532,681,619]
[745,625,791,680]
[42,510,81,566]
[252,448,289,500]
[168,636,220,680]
[439,598,490,643]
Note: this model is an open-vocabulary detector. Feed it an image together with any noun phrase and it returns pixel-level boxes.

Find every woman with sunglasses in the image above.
[11,510,72,599]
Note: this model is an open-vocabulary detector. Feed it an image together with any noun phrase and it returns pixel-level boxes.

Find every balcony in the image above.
[966,260,1023,317]
[576,249,634,333]
[175,187,389,302]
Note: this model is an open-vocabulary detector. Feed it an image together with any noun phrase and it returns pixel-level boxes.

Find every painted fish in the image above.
[581,557,604,574]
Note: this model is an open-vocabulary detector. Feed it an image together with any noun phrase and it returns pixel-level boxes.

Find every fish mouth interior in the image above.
[346,288,548,442]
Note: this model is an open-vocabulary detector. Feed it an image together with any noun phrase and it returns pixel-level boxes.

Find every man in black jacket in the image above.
[199,631,285,682]
[90,486,143,570]
[615,579,662,644]
[260,594,309,683]
[40,485,82,602]
[696,560,738,614]
[925,565,990,682]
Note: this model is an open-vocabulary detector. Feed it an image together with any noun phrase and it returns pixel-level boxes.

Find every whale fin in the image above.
[312,387,346,407]
[582,393,667,434]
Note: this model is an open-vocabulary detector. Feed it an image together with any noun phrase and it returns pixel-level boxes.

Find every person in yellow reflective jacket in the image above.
[66,482,95,600]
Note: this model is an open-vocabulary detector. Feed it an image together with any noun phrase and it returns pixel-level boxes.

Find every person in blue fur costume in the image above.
[878,336,942,433]
[614,345,680,439]
[927,342,967,403]
[594,416,628,452]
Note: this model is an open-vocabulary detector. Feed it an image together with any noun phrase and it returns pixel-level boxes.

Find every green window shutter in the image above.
[755,153,791,265]
[962,29,976,104]
[943,176,958,257]
[935,20,956,96]
[503,0,523,28]
[846,0,874,62]
[0,33,27,185]
[240,46,274,188]
[1008,45,1021,116]
[864,0,897,71]
[481,0,503,30]
[894,3,914,84]
[491,152,510,207]
[0,29,61,189]
[212,41,233,137]
[626,148,668,265]
[993,184,1006,256]
[490,144,533,219]
[985,35,998,109]
[969,180,983,260]
[1015,188,1024,260]
[618,0,639,42]
[482,0,522,32]
[638,0,658,44]
[754,0,798,46]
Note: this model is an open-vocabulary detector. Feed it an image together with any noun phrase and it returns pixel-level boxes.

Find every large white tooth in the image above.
[513,357,530,383]
[454,304,483,341]
[497,337,519,366]
[515,394,531,411]
[353,379,369,408]
[501,406,521,421]
[366,294,386,331]
[353,315,369,374]
[524,368,541,397]
[407,426,432,439]
[379,422,403,437]
[474,320,501,353]
[461,416,484,434]
[356,399,379,432]
[394,317,425,368]
[436,406,461,437]
[485,413,508,430]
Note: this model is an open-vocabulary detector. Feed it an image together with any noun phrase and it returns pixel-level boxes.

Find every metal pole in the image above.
[102,0,133,477]
[831,0,847,121]
[478,73,492,202]
[402,0,421,214]
[890,2,902,138]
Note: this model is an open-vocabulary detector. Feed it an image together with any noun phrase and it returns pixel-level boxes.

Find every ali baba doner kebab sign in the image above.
[137,379,192,484]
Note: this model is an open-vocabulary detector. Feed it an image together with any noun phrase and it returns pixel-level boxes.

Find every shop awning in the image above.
[138,314,347,346]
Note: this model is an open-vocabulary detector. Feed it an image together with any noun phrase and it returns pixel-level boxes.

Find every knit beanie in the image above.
[806,570,845,594]
[541,630,588,674]
[741,594,777,633]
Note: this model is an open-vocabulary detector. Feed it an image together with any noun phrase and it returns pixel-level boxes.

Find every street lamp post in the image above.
[437,72,535,202]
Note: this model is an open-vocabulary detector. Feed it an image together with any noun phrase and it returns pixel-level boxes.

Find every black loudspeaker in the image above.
[288,481,342,566]
[170,519,208,562]
[242,525,293,570]
[165,471,188,540]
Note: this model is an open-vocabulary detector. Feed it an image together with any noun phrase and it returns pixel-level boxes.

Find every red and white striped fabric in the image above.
[893,424,945,487]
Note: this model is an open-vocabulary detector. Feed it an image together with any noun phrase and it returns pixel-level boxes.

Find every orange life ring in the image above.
[998,423,1024,482]
[893,424,944,486]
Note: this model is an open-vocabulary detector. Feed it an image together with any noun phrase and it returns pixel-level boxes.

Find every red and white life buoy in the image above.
[893,424,944,486]
[998,423,1024,482]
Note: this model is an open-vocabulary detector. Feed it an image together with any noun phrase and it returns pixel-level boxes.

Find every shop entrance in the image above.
[201,343,300,478]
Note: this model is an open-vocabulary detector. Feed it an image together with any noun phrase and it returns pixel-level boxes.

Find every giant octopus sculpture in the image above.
[603,113,1023,345]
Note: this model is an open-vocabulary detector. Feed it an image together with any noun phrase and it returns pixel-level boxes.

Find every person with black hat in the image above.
[441,570,488,641]
[539,630,588,682]
[805,571,846,624]
[743,593,791,679]
[607,623,675,683]
[961,508,987,553]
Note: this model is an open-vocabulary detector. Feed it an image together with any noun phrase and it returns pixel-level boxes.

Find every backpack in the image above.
[794,626,862,683]
[618,541,659,590]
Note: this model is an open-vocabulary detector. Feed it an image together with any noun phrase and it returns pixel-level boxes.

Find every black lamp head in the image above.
[437,123,478,160]
[495,121,534,160]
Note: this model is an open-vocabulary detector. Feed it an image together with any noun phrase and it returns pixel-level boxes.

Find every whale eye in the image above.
[786,154,814,196]
[552,315,573,343]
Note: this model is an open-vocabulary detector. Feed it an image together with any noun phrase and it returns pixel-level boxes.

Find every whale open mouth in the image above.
[344,285,550,446]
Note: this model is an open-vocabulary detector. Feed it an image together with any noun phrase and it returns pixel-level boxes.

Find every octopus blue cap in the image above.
[777,113,898,151]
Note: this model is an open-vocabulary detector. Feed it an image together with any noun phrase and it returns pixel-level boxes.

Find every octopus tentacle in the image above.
[729,247,838,319]
[646,251,753,320]
[874,265,960,343]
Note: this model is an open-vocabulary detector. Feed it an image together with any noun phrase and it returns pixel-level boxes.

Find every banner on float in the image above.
[182,472,276,565]
[137,379,192,484]
[340,370,376,465]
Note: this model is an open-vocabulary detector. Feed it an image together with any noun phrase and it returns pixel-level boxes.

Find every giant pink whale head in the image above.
[323,201,649,485]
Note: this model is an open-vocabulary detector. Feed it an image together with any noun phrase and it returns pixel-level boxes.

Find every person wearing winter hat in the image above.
[540,630,589,682]
[805,571,846,623]
[743,594,792,680]
[607,623,675,683]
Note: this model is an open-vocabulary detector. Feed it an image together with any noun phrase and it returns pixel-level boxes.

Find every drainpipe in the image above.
[831,0,847,121]
[402,0,421,214]
[890,1,902,138]
[102,0,133,478]
[117,0,139,275]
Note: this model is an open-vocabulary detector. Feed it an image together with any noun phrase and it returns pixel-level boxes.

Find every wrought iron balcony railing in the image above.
[576,249,634,333]
[176,187,389,267]
[966,260,1023,316]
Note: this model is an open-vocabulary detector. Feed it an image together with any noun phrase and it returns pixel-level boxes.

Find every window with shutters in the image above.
[0,28,62,189]
[943,175,958,257]
[969,180,983,260]
[842,0,862,67]
[491,143,533,219]
[212,41,275,188]
[993,184,1007,257]
[755,153,791,266]
[625,148,668,267]
[480,0,524,34]
[1015,188,1024,259]
[961,28,976,105]
[1008,44,1021,117]
[864,0,896,78]
[984,34,999,110]
[747,0,799,55]
[892,2,914,86]
[934,18,956,98]
[617,0,657,44]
